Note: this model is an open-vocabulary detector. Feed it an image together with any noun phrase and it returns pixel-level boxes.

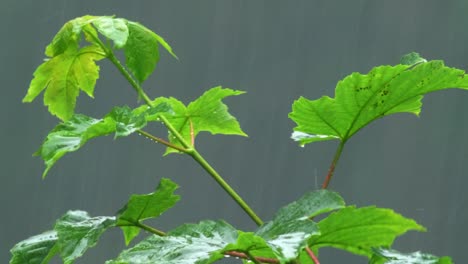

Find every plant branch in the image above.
[189,150,264,226]
[321,141,345,189]
[137,129,190,153]
[305,246,320,264]
[159,115,264,226]
[107,52,153,105]
[245,252,261,264]
[225,251,279,264]
[101,31,263,226]
[84,28,153,105]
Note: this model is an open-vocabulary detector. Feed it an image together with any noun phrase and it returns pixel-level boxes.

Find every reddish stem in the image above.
[305,246,320,264]
[137,130,189,153]
[321,141,345,189]
[224,251,279,264]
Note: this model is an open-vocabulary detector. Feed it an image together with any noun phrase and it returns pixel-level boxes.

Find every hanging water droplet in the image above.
[224,255,230,258]
[300,144,305,148]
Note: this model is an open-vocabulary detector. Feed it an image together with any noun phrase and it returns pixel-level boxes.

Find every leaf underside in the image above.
[290,58,468,145]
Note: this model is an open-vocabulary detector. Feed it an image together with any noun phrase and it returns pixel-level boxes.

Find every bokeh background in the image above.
[1,1,467,263]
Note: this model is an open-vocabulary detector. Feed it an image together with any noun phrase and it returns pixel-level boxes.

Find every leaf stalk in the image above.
[137,129,190,153]
[321,141,345,189]
[305,246,320,264]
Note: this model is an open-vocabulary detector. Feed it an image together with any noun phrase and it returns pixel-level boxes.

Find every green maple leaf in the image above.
[309,206,426,257]
[153,86,247,154]
[289,55,468,145]
[9,231,59,264]
[107,220,238,264]
[23,45,105,120]
[24,15,176,120]
[124,21,177,83]
[36,103,170,178]
[116,178,180,245]
[54,211,115,264]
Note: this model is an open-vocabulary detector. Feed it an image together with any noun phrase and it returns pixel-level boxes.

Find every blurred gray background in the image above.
[1,0,467,263]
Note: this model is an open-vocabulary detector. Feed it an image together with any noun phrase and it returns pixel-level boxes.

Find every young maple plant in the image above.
[10,15,466,264]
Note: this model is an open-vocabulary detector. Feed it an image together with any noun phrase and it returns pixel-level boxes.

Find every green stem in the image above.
[135,222,166,236]
[190,150,264,226]
[321,141,345,189]
[118,222,166,236]
[84,28,153,105]
[107,53,153,105]
[159,115,193,149]
[100,31,263,226]
[160,115,264,226]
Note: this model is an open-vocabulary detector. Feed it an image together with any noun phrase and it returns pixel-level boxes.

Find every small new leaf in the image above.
[289,58,468,145]
[370,248,453,264]
[54,211,115,264]
[10,230,59,264]
[156,86,247,154]
[107,220,238,264]
[116,178,180,245]
[309,206,426,257]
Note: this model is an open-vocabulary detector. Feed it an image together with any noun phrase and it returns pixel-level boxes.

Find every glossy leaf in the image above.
[223,232,278,262]
[257,190,344,240]
[309,206,426,257]
[24,45,105,120]
[252,190,344,260]
[106,220,238,264]
[54,211,115,264]
[156,86,247,154]
[36,103,170,178]
[116,178,180,245]
[289,58,468,145]
[370,248,453,264]
[10,230,59,264]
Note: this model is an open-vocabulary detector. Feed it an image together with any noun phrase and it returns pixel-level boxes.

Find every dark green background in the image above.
[1,1,467,263]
